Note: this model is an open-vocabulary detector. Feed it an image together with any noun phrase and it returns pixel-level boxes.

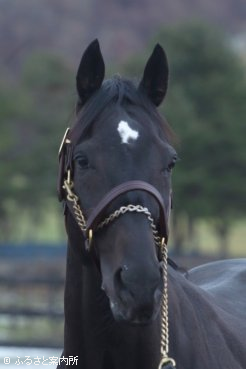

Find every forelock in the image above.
[72,76,175,145]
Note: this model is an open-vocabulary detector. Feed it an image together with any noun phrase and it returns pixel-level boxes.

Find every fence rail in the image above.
[0,244,66,347]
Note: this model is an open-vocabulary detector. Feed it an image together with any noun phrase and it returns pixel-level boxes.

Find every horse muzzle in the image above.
[109,289,162,325]
[104,264,163,325]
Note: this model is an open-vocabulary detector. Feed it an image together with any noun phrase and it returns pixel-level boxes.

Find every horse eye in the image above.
[167,156,178,172]
[77,156,90,169]
[167,161,176,172]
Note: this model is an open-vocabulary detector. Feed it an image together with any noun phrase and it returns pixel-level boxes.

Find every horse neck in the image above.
[167,267,241,369]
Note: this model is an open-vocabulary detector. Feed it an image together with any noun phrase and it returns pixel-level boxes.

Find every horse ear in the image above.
[139,44,169,106]
[76,39,105,106]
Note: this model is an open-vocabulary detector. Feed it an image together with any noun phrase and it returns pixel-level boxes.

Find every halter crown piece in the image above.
[58,127,176,369]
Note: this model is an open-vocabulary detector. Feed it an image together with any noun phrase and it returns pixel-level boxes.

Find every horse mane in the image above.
[73,75,175,144]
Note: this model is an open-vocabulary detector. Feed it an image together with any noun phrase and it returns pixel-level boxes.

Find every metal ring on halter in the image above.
[58,127,70,157]
[63,179,78,202]
[158,357,176,369]
[67,169,71,185]
[88,229,93,248]
[85,229,93,252]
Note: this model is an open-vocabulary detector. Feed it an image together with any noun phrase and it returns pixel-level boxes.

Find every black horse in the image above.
[57,40,246,369]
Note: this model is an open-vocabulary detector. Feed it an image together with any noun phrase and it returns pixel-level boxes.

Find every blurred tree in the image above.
[0,53,74,241]
[21,53,74,201]
[122,23,246,255]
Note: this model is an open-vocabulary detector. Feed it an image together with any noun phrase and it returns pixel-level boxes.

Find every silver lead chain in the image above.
[63,179,175,368]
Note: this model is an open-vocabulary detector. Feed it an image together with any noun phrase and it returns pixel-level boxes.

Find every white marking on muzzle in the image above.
[117,120,139,144]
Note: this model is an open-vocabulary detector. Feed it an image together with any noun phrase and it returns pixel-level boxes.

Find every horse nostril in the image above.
[114,268,128,291]
[115,265,162,297]
[114,267,135,304]
[114,266,131,287]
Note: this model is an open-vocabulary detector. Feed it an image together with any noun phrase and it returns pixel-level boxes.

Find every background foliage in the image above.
[0,22,245,256]
[122,23,246,255]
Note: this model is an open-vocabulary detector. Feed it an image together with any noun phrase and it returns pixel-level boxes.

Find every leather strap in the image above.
[57,148,65,201]
[58,120,85,198]
[57,129,74,201]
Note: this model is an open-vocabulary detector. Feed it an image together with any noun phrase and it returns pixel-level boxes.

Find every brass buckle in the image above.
[58,127,71,157]
[85,229,93,251]
[88,229,93,247]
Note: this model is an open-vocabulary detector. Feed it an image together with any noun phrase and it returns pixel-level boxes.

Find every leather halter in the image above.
[58,127,169,248]
[86,180,168,242]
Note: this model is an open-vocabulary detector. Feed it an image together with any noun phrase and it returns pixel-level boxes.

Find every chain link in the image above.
[97,204,162,247]
[63,179,87,232]
[63,177,174,368]
[160,241,169,357]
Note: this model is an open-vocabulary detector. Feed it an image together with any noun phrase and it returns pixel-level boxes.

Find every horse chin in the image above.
[109,299,160,326]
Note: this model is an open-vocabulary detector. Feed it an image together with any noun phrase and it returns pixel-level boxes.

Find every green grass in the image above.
[4,205,246,257]
[6,203,66,244]
[182,220,246,256]
[200,220,246,256]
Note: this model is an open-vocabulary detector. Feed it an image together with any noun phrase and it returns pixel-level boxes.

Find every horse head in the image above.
[59,40,177,325]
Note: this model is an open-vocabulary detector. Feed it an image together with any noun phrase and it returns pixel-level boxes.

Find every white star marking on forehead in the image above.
[117,120,139,144]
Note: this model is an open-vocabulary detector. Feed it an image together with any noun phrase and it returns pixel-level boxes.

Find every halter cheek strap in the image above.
[57,128,73,202]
